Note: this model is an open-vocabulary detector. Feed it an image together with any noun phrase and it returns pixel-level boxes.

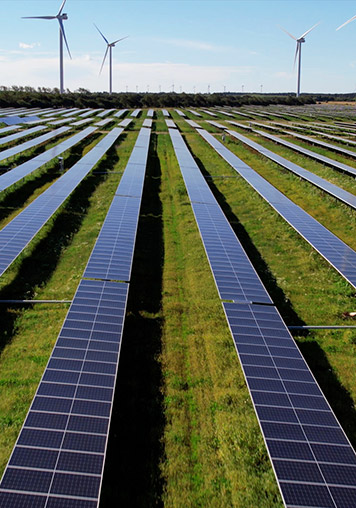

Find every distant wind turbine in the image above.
[94,24,128,94]
[280,22,320,97]
[336,14,356,32]
[22,0,71,95]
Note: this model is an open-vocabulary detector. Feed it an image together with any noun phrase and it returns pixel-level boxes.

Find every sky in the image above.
[1,0,356,94]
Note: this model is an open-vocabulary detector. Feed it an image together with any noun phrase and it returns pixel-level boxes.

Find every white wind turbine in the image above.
[280,22,320,97]
[94,24,128,94]
[22,0,72,95]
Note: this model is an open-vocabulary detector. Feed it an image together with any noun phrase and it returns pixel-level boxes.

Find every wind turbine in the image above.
[94,24,128,94]
[337,14,356,32]
[22,0,71,95]
[280,22,320,97]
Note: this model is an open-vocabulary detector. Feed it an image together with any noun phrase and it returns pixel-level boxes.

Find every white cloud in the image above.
[19,42,40,50]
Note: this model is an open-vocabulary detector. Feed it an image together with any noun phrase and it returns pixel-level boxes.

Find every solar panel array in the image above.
[113,109,128,118]
[97,109,116,118]
[185,119,201,128]
[79,109,103,118]
[0,126,96,192]
[0,126,70,163]
[283,129,356,159]
[0,125,20,136]
[142,119,152,128]
[147,109,154,118]
[71,119,94,127]
[162,109,170,117]
[0,127,123,277]
[0,125,46,148]
[227,129,356,211]
[83,127,151,282]
[130,109,141,118]
[169,127,356,508]
[255,129,356,178]
[175,109,186,117]
[198,128,356,291]
[206,120,227,130]
[118,118,133,128]
[0,127,151,507]
[49,118,72,126]
[165,119,176,129]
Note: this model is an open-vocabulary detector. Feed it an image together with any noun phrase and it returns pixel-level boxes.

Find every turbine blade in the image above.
[57,0,67,16]
[94,23,109,44]
[279,25,297,40]
[58,18,72,59]
[300,21,320,39]
[22,16,56,20]
[337,14,356,31]
[112,35,129,45]
[293,43,299,69]
[100,46,109,75]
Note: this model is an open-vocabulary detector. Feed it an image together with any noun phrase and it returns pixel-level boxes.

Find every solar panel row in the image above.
[0,126,71,164]
[227,129,356,211]
[0,127,151,507]
[198,128,356,292]
[113,109,128,118]
[84,127,151,283]
[254,129,356,178]
[0,125,46,148]
[0,127,123,277]
[169,127,356,508]
[0,126,97,192]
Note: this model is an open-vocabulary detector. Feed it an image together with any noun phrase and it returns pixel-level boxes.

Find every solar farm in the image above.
[1,104,356,507]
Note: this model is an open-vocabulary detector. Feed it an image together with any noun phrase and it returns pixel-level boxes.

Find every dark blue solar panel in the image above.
[83,127,151,282]
[0,128,123,277]
[198,128,356,292]
[228,129,356,210]
[0,280,128,505]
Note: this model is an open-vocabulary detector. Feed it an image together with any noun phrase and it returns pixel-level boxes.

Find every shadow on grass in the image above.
[0,142,120,356]
[0,131,102,222]
[100,133,165,507]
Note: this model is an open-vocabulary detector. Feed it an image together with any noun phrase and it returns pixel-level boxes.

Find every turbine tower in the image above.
[22,0,71,95]
[94,24,128,94]
[280,22,319,97]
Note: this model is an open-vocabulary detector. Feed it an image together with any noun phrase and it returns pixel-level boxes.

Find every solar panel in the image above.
[185,119,201,128]
[0,279,128,507]
[227,129,356,211]
[94,118,113,128]
[223,301,356,508]
[79,109,103,118]
[0,127,72,163]
[255,129,356,178]
[70,119,94,127]
[0,125,20,137]
[201,110,217,117]
[0,128,123,277]
[83,127,151,282]
[169,128,272,304]
[0,126,96,192]
[198,128,356,291]
[97,109,116,118]
[130,109,141,118]
[142,119,152,128]
[175,109,186,117]
[113,109,128,118]
[216,110,234,117]
[0,125,46,147]
[206,120,227,130]
[283,129,356,159]
[118,118,133,128]
[165,119,176,128]
[187,109,202,117]
[162,109,170,117]
[147,109,154,118]
[49,118,73,126]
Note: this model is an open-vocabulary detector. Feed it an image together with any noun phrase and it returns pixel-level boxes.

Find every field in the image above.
[0,104,356,507]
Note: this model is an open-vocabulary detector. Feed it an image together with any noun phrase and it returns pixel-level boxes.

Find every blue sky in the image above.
[1,0,356,94]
